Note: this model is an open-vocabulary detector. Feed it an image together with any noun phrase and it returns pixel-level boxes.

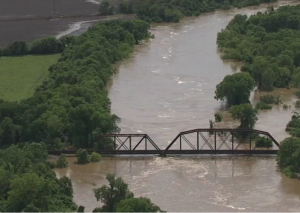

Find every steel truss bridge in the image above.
[48,129,280,156]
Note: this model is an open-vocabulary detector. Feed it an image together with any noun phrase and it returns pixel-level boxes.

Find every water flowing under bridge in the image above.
[49,129,280,156]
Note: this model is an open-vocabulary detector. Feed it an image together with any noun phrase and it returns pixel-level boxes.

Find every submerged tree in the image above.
[116,197,162,212]
[215,72,256,106]
[93,173,134,212]
[99,0,115,15]
[93,173,162,212]
[230,103,258,129]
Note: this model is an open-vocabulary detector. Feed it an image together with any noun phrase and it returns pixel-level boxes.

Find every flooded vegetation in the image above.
[1,0,300,211]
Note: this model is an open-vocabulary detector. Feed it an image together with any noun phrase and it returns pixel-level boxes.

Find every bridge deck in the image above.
[49,129,280,156]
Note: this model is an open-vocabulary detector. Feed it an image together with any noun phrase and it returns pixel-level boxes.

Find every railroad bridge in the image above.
[49,129,280,156]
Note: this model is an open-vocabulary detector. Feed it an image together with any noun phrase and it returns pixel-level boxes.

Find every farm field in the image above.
[0,54,60,101]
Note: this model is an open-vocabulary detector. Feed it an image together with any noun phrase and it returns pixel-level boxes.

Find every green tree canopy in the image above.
[277,137,300,168]
[217,5,300,90]
[93,173,162,212]
[230,103,258,129]
[215,72,256,106]
[93,173,134,212]
[0,143,76,212]
[116,197,163,212]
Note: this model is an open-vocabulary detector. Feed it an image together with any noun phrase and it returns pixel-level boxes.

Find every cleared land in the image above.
[0,54,60,101]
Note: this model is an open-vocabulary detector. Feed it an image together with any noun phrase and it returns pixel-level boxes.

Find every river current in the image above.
[54,0,300,211]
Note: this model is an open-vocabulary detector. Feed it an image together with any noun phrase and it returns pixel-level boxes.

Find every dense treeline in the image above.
[216,5,300,176]
[0,19,151,150]
[217,5,300,90]
[277,137,300,177]
[0,143,76,211]
[0,36,74,56]
[118,0,276,23]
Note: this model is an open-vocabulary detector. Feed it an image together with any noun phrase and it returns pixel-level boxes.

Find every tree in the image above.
[93,173,134,212]
[249,56,269,89]
[261,68,275,91]
[76,149,90,164]
[3,41,28,56]
[99,0,114,15]
[6,173,49,212]
[31,37,63,54]
[119,0,135,14]
[215,72,256,106]
[230,103,258,129]
[116,197,163,212]
[0,117,21,147]
[277,137,300,168]
[55,154,68,168]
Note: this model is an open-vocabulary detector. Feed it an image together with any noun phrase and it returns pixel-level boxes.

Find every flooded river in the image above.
[39,0,299,211]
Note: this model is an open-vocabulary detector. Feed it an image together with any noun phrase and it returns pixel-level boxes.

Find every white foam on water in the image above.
[56,19,102,38]
[159,101,172,108]
[151,70,161,73]
[160,38,169,44]
[136,130,143,133]
[189,88,203,92]
[85,0,100,4]
[226,205,247,210]
[158,114,172,118]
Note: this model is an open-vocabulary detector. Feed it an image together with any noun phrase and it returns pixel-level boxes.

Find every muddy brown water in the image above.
[3,0,300,211]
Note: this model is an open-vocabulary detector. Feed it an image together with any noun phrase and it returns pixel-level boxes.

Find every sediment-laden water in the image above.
[4,0,299,211]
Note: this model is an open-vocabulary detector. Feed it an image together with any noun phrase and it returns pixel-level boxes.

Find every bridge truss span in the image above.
[163,129,279,155]
[48,129,280,156]
[97,129,280,156]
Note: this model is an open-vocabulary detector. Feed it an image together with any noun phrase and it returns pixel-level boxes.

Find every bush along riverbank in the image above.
[0,19,151,150]
[215,5,300,177]
[104,0,277,23]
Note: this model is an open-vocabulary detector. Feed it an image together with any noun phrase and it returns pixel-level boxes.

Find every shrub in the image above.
[295,100,300,108]
[214,112,223,122]
[76,149,90,164]
[256,101,272,110]
[255,136,273,147]
[283,104,289,109]
[46,161,56,169]
[90,152,102,163]
[30,37,63,54]
[99,0,114,15]
[3,41,28,56]
[277,137,300,168]
[77,206,85,212]
[295,90,300,98]
[283,166,296,178]
[56,154,68,168]
[260,95,275,104]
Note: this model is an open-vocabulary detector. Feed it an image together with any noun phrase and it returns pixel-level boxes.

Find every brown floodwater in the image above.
[53,0,300,211]
[54,157,300,212]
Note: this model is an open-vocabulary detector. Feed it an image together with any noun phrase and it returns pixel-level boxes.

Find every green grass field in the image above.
[0,54,60,101]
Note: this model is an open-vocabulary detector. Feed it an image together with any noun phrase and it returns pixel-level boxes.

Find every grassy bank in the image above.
[0,54,60,101]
